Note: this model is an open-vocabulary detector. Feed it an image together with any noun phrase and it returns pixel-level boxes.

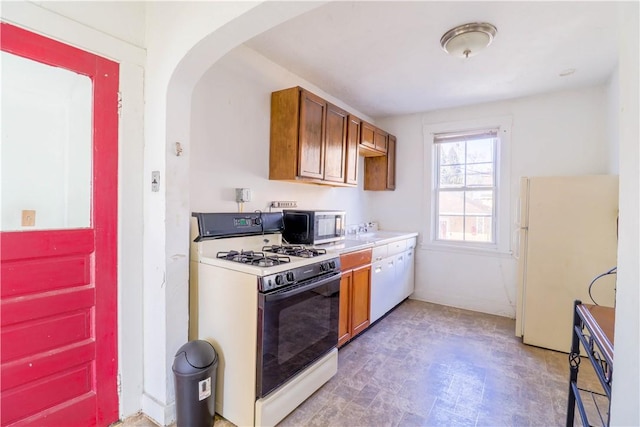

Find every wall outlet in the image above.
[271,201,297,208]
[236,188,251,203]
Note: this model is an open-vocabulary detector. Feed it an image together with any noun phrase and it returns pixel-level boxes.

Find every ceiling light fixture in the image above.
[440,22,498,59]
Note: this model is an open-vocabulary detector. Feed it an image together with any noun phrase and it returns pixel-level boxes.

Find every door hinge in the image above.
[117,372,122,395]
[117,91,122,117]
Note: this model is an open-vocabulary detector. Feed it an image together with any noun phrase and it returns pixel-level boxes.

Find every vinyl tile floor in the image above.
[120,299,605,427]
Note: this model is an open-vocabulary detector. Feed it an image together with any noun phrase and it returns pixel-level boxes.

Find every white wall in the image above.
[142,3,277,422]
[610,2,640,424]
[144,2,326,424]
[189,45,372,221]
[376,86,611,317]
[605,68,620,175]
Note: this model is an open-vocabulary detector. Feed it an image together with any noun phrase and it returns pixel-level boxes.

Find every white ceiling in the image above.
[244,1,619,118]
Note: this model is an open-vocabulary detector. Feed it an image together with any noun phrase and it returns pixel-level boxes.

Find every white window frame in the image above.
[434,129,498,245]
[423,116,512,255]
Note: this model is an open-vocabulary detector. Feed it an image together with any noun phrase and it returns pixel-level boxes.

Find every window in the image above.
[434,129,498,244]
[424,116,511,254]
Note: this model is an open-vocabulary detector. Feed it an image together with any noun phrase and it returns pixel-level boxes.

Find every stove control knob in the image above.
[329,261,336,269]
[275,275,284,286]
[319,263,327,272]
[286,272,294,282]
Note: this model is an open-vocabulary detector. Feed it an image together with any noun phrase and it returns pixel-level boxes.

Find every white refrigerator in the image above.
[515,175,618,353]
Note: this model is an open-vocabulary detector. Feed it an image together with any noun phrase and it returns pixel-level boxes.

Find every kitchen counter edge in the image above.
[321,231,419,255]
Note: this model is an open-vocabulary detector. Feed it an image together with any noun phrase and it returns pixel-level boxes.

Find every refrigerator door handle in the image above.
[513,228,521,260]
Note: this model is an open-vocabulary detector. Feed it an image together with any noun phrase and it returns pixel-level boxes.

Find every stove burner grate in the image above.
[216,250,290,266]
[262,245,327,258]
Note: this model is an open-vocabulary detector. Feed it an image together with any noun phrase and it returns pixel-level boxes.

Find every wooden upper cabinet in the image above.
[298,90,326,180]
[364,134,396,191]
[269,86,355,187]
[386,134,396,190]
[323,103,348,183]
[269,87,300,181]
[374,128,388,153]
[270,86,394,189]
[345,115,360,185]
[359,120,387,157]
[360,121,376,151]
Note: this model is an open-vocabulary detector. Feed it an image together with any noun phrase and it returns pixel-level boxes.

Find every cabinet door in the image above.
[364,136,396,191]
[351,265,371,336]
[338,272,352,347]
[323,103,348,183]
[374,128,388,153]
[387,134,396,190]
[298,90,325,179]
[345,115,360,185]
[394,253,405,306]
[381,257,396,315]
[360,121,376,150]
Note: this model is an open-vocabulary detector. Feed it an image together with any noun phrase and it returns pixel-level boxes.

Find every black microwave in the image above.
[282,210,346,245]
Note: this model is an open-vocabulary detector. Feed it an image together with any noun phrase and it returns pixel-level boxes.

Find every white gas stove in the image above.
[193,233,339,277]
[189,212,340,427]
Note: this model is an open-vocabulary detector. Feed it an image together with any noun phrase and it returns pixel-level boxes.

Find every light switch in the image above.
[22,210,36,226]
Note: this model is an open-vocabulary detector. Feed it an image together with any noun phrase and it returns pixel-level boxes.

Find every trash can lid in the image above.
[173,340,217,373]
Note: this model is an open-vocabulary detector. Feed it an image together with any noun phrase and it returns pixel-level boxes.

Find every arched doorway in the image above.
[139,2,325,423]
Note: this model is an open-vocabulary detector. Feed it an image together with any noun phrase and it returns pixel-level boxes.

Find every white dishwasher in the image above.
[370,251,393,323]
[370,238,408,323]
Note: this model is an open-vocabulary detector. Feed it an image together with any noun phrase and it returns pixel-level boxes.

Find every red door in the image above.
[0,23,119,426]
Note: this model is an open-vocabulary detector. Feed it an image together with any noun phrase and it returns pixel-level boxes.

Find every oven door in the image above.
[256,272,340,398]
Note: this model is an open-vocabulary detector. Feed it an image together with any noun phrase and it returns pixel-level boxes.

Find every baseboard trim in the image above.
[141,393,175,426]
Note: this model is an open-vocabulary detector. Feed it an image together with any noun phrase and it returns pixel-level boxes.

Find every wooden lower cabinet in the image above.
[338,273,353,346]
[350,265,372,336]
[338,249,372,347]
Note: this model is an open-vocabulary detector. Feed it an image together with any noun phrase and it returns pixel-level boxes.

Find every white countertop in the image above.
[316,231,419,255]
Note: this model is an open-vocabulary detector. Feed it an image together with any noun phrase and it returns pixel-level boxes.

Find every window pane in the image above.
[466,163,494,186]
[438,191,464,216]
[464,216,493,242]
[439,165,464,187]
[434,129,498,246]
[438,215,464,241]
[1,52,92,231]
[439,142,464,166]
[466,138,494,163]
[465,190,493,215]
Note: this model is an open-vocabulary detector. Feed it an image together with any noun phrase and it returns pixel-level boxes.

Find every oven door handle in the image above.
[264,273,341,302]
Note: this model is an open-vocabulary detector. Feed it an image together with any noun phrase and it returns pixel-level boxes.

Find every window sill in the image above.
[420,241,513,258]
